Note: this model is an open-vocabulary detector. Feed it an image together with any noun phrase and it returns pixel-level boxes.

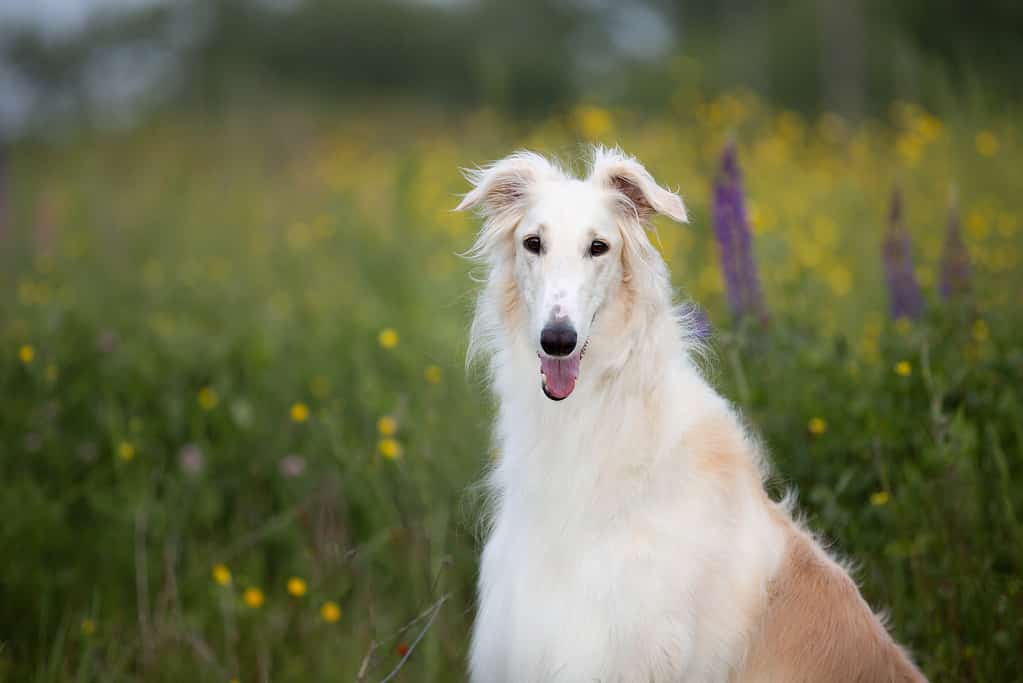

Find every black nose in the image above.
[540,322,578,357]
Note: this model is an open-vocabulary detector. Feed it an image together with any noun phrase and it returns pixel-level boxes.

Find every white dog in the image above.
[456,147,926,682]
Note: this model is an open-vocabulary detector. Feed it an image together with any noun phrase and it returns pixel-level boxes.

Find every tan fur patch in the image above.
[736,526,927,683]
[499,270,521,322]
[618,234,638,324]
[687,414,764,491]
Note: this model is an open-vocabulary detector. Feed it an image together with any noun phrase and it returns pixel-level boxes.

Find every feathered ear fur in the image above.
[455,151,562,261]
[455,151,559,217]
[588,146,688,224]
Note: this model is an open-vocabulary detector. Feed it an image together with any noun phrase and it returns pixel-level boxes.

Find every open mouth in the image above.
[539,340,588,401]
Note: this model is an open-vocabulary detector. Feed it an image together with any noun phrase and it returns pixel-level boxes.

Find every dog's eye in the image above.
[590,240,610,257]
[523,236,542,254]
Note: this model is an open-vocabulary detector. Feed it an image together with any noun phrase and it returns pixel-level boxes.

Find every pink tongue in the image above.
[540,354,580,400]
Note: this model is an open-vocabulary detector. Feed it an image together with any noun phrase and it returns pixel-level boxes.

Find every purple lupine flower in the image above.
[712,141,766,321]
[881,187,924,320]
[938,190,971,299]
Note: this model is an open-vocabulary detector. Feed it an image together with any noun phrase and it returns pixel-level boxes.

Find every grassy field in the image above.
[1,93,1021,681]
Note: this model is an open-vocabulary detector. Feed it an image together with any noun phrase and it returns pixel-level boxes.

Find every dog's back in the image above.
[737,519,926,683]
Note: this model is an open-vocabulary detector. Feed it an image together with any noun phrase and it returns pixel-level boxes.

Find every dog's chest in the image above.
[471,490,718,683]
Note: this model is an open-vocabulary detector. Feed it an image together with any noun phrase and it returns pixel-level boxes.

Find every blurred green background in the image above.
[1,1,1021,681]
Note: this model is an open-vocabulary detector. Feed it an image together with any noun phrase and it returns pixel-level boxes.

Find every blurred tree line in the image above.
[1,0,1021,136]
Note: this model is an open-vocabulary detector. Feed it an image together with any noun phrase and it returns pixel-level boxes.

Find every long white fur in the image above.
[456,147,910,682]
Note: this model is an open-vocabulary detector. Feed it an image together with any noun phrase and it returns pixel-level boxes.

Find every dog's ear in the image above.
[455,151,555,217]
[589,147,687,224]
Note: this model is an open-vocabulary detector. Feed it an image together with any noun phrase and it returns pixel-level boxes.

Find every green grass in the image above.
[1,98,1021,681]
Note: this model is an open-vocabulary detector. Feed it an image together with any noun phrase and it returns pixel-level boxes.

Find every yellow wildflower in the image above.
[18,344,35,364]
[826,266,852,297]
[212,564,232,586]
[575,106,612,139]
[287,577,307,597]
[378,438,402,459]
[894,361,912,377]
[243,587,264,608]
[320,600,342,623]
[424,364,442,385]
[896,135,921,166]
[975,130,998,157]
[870,491,890,506]
[967,212,989,241]
[915,113,943,142]
[378,328,399,349]
[377,415,397,436]
[972,319,989,343]
[808,417,828,436]
[80,618,96,636]
[198,386,219,410]
[747,204,764,233]
[290,402,310,423]
[117,441,136,462]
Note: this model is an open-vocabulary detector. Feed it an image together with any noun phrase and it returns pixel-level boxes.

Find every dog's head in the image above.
[457,147,687,400]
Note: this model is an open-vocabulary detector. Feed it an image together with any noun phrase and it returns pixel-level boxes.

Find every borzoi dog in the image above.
[456,148,926,682]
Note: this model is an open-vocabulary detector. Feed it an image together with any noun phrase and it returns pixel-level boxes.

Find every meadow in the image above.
[1,90,1021,681]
